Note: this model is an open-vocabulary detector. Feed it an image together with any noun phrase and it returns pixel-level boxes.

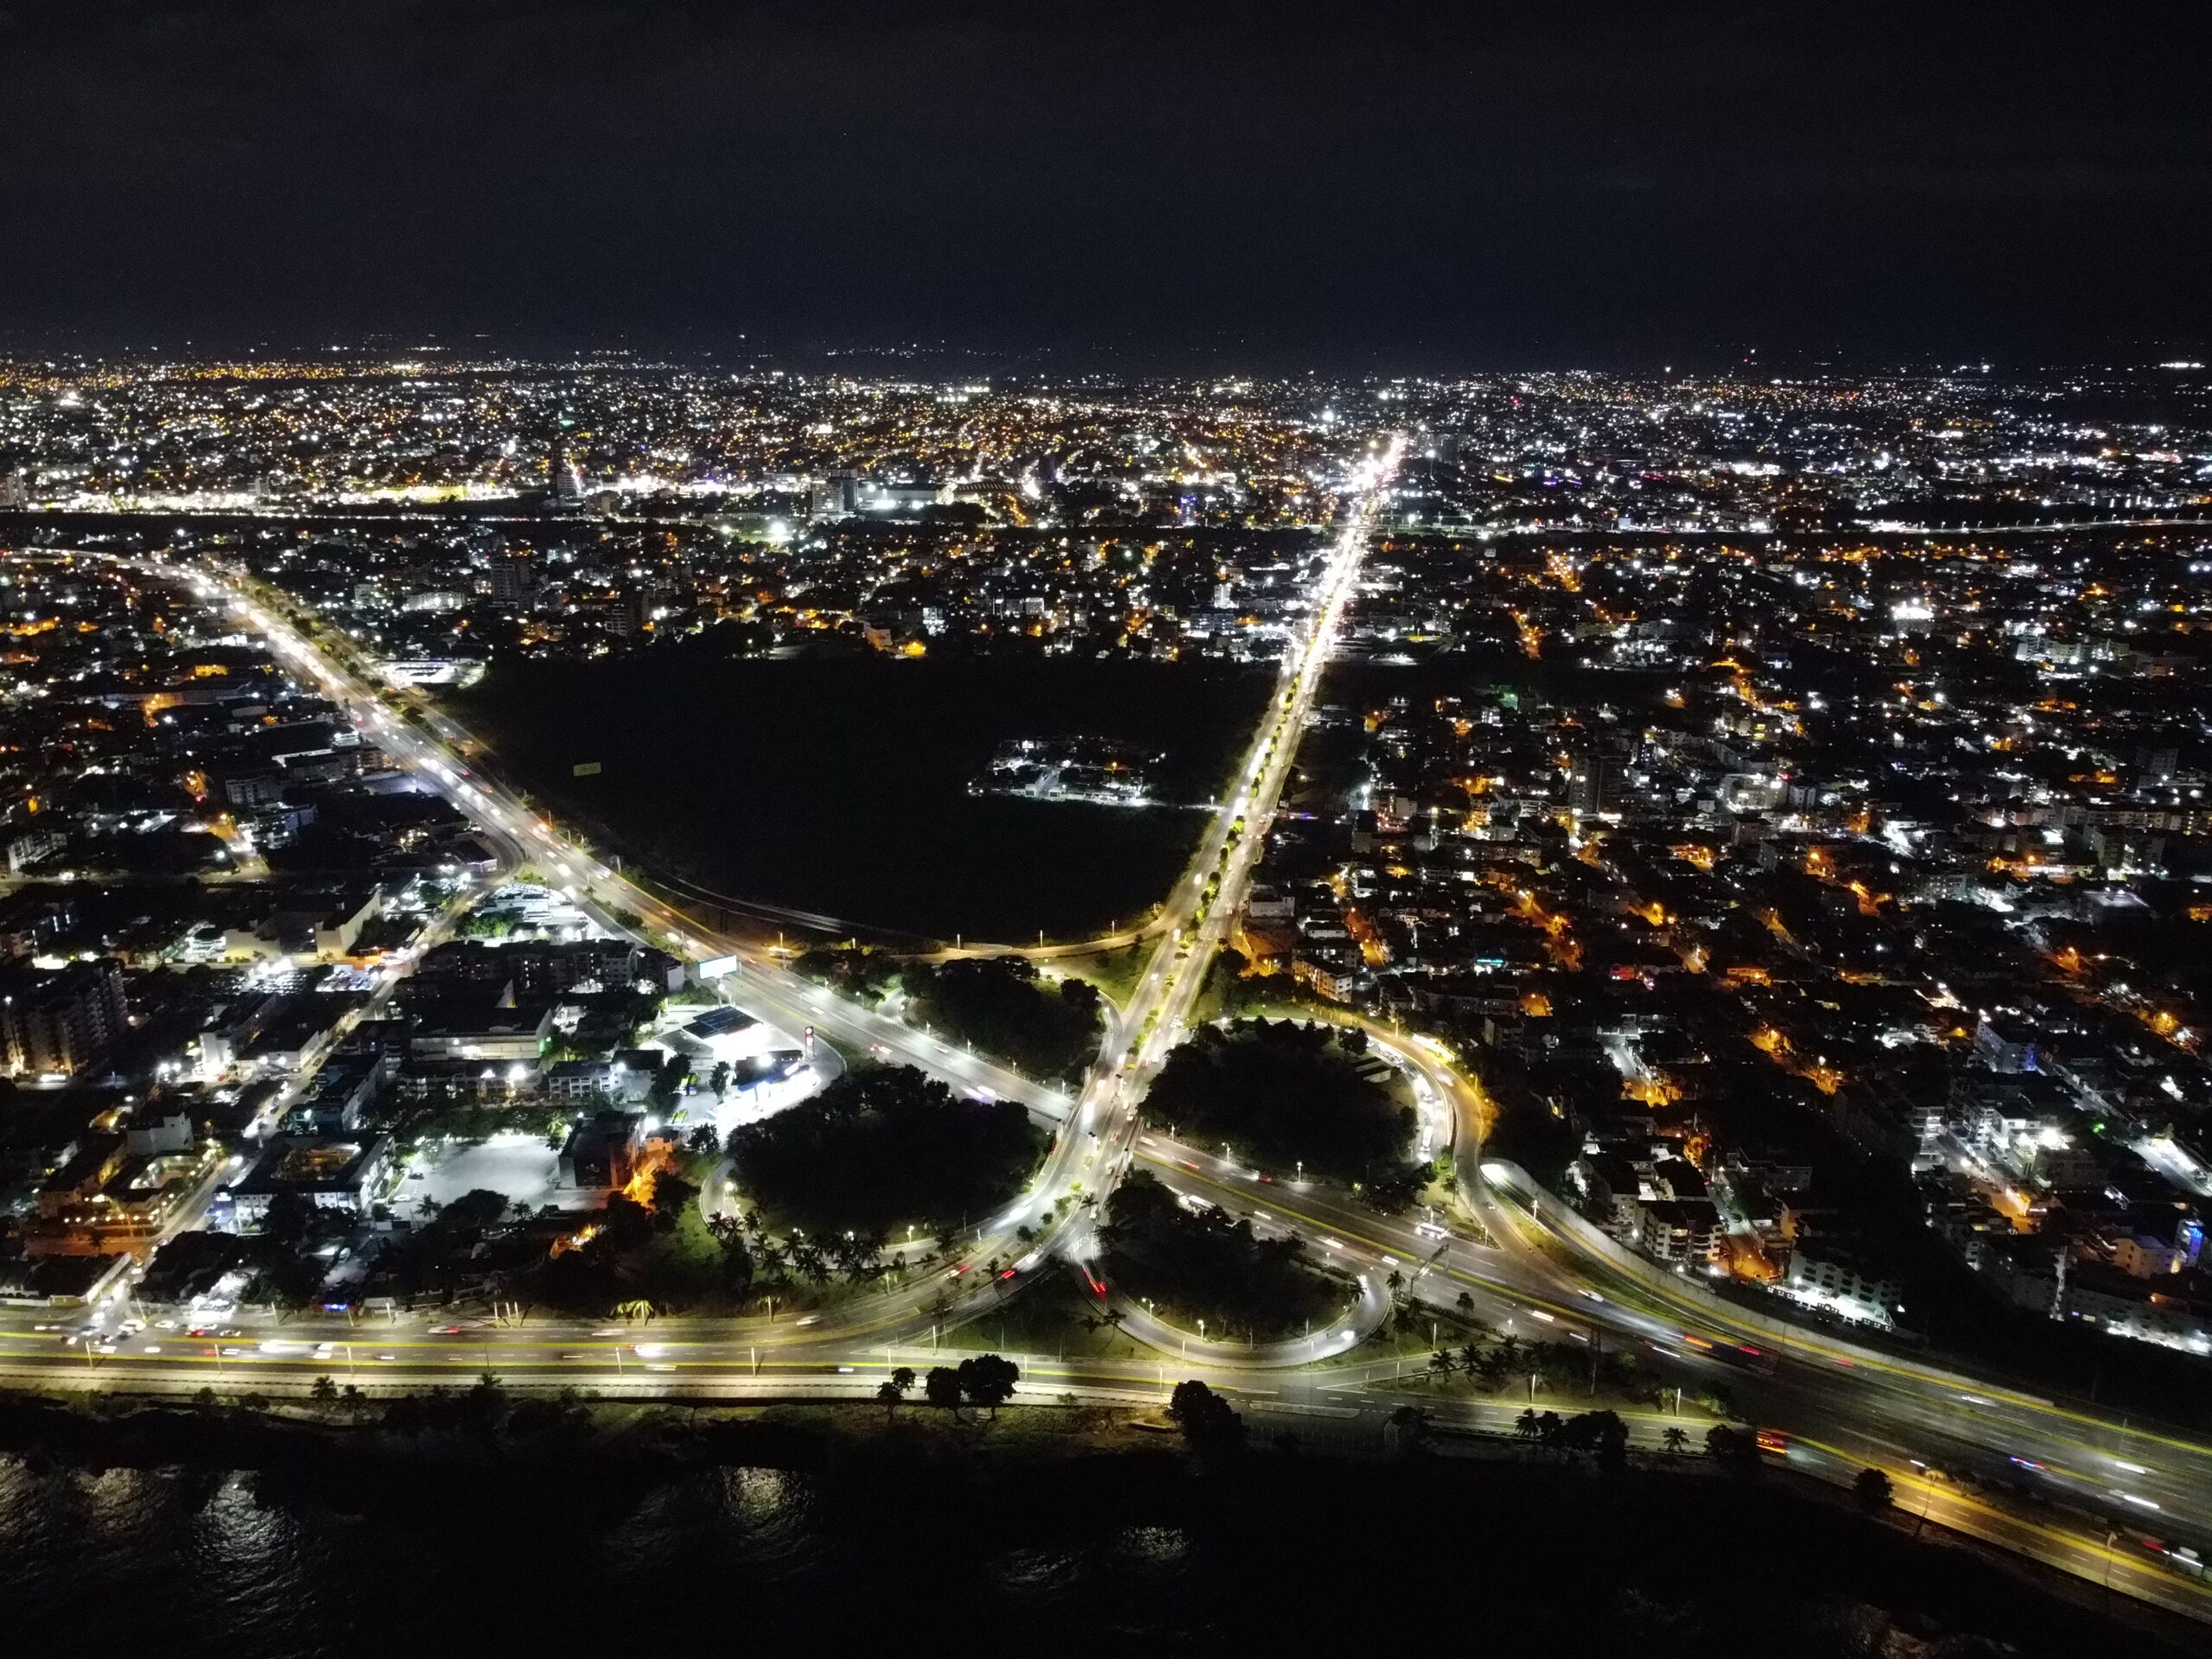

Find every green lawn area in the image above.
[1052,941,1152,1009]
[940,1270,1158,1362]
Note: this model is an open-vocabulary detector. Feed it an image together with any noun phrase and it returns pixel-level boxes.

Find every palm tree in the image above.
[1082,1306,1128,1346]
[1455,1291,1476,1319]
[1515,1407,1541,1441]
[1662,1427,1688,1456]
[1458,1342,1483,1377]
[1385,1268,1405,1299]
[1427,1350,1455,1382]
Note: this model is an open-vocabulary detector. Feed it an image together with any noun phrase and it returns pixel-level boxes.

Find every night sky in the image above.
[4,1,2204,366]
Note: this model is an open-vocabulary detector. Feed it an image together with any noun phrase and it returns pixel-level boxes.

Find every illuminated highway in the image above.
[73,439,1402,1364]
[39,448,2212,1624]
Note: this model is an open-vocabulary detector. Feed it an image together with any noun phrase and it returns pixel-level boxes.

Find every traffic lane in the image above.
[1785,1434,2212,1624]
[1523,1265,2212,1535]
[1742,1359,2212,1543]
[357,689,1061,1128]
[1137,1139,1642,1338]
[1130,1138,2191,1511]
[1076,1252,1385,1371]
[721,965,1066,1122]
[7,1357,2207,1622]
[1129,1154,1632,1361]
[189,484,1370,1352]
[1491,1174,2212,1511]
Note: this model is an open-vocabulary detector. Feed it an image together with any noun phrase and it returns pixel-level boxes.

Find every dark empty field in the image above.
[451,656,1270,944]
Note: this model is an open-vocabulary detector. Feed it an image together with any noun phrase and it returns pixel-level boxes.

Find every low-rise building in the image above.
[559,1110,645,1190]
[1632,1197,1719,1265]
[408,995,555,1063]
[227,1134,397,1226]
[1782,1242,1901,1325]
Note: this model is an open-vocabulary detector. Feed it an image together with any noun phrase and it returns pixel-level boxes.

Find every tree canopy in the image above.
[529,1175,743,1317]
[956,1353,1020,1416]
[903,956,1103,1082]
[1167,1378,1245,1446]
[728,1064,1046,1234]
[1098,1169,1340,1338]
[1140,1019,1415,1185]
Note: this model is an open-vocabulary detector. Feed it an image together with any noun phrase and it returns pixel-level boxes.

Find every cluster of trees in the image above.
[728,1065,1046,1235]
[1456,1049,1580,1190]
[1400,1328,1663,1402]
[702,1205,920,1307]
[528,1166,737,1315]
[876,1354,1020,1421]
[1701,1424,1770,1473]
[903,956,1103,1082]
[1140,1020,1414,1187]
[295,1371,599,1450]
[1098,1170,1340,1339]
[792,943,899,1001]
[242,1190,355,1309]
[368,1187,533,1305]
[1508,1407,1632,1468]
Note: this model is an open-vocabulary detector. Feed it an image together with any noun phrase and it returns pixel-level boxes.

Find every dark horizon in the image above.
[2,2,2206,368]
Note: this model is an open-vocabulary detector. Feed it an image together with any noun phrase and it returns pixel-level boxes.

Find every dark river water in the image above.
[0,1453,1226,1657]
[0,1446,2158,1659]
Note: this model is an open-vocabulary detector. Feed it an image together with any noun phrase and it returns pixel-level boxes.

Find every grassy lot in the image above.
[1052,940,1152,1008]
[939,1270,1160,1362]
